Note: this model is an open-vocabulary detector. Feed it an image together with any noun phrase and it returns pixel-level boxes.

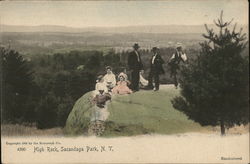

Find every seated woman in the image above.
[103,66,116,92]
[112,73,133,95]
[93,75,108,96]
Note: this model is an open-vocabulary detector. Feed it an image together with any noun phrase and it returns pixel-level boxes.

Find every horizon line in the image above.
[2,23,248,29]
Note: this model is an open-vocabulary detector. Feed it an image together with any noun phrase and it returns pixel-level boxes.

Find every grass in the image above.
[104,87,209,136]
[65,85,213,136]
[64,92,93,135]
[2,86,248,137]
[1,124,63,136]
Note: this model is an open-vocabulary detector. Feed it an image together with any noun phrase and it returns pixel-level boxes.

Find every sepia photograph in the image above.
[1,0,249,163]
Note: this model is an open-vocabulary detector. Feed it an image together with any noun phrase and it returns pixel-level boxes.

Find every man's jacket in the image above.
[127,50,143,71]
[150,53,165,74]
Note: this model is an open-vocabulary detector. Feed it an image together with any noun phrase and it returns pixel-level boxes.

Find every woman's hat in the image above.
[98,85,106,91]
[106,66,112,70]
[118,72,127,79]
[96,75,104,82]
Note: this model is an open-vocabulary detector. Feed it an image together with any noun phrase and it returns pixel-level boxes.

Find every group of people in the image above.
[91,43,187,122]
[94,66,132,96]
[128,43,187,91]
[128,44,165,91]
[91,66,132,122]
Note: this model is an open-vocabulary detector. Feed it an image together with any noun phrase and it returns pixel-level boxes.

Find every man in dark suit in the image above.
[127,43,144,92]
[147,47,165,91]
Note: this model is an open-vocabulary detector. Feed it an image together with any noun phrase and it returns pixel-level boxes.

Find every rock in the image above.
[64,92,93,135]
[65,85,210,136]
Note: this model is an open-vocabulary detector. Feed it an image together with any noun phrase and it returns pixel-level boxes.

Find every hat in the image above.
[176,43,183,48]
[118,72,125,78]
[98,85,106,91]
[118,72,127,80]
[96,75,104,82]
[151,47,159,52]
[133,43,140,49]
[105,66,112,70]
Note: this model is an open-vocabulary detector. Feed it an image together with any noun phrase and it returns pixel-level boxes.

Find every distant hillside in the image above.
[1,24,248,34]
[0,31,204,55]
[1,24,248,56]
[65,85,211,136]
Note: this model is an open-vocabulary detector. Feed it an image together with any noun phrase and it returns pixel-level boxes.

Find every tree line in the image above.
[2,46,193,129]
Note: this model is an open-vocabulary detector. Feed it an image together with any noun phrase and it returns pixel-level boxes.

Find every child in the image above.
[112,73,133,95]
[91,88,111,122]
[89,87,111,136]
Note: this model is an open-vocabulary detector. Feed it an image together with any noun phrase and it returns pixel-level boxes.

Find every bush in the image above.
[36,93,59,129]
[56,96,74,127]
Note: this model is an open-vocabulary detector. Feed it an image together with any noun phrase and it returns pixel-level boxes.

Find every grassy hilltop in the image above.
[65,85,210,136]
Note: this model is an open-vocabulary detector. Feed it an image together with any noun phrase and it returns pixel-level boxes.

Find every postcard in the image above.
[1,0,249,163]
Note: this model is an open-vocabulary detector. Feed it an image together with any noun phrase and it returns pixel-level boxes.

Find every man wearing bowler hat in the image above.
[147,47,165,91]
[127,43,144,92]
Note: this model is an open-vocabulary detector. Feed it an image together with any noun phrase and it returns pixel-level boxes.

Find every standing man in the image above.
[147,47,165,91]
[127,43,144,92]
[169,43,187,88]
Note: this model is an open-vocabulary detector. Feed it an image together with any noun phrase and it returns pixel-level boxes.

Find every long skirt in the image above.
[91,106,110,121]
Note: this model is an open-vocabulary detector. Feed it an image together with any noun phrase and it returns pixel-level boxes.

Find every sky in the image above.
[0,0,248,27]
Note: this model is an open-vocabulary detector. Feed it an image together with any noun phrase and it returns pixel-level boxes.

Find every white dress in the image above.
[103,72,116,88]
[93,82,109,96]
[140,73,148,86]
[91,106,110,121]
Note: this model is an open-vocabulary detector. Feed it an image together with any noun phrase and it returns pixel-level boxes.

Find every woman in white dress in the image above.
[93,75,108,96]
[103,66,116,92]
[139,72,148,88]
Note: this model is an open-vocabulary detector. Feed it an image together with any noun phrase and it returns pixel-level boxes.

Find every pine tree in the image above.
[1,48,33,122]
[171,11,249,135]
